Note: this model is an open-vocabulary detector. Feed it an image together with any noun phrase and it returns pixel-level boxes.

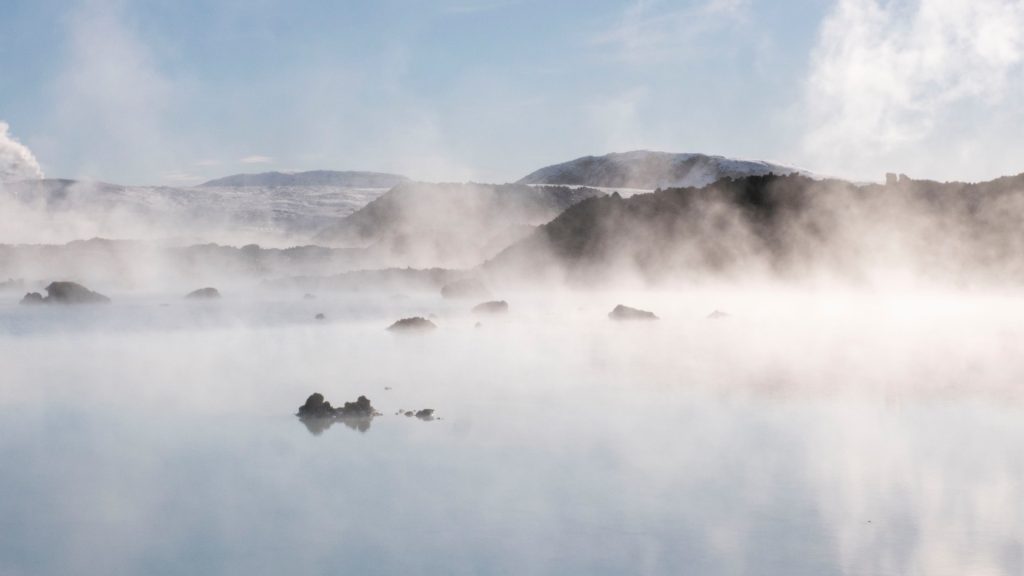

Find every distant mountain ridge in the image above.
[518,151,807,190]
[200,170,408,188]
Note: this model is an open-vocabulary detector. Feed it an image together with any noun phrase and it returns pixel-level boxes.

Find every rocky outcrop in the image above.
[608,304,658,321]
[387,317,437,332]
[20,281,110,305]
[186,287,221,299]
[472,300,509,314]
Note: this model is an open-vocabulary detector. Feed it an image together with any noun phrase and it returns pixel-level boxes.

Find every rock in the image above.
[472,300,508,314]
[414,409,435,421]
[707,310,730,319]
[21,282,111,305]
[338,395,376,418]
[441,278,490,300]
[297,392,335,418]
[186,287,221,300]
[19,292,44,305]
[608,304,658,321]
[387,317,437,332]
[303,293,317,300]
[315,313,326,320]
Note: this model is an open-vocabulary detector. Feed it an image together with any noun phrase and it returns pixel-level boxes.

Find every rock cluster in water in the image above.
[472,300,508,314]
[186,287,221,300]
[297,393,380,434]
[387,317,437,332]
[20,281,111,305]
[298,393,378,418]
[396,408,437,421]
[608,304,658,320]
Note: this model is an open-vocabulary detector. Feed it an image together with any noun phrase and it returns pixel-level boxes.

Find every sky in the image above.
[0,0,1022,185]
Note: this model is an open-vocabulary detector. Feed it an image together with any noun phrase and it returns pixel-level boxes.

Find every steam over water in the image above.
[2,289,1021,575]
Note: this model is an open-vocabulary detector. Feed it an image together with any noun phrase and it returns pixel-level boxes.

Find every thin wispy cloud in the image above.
[594,0,751,64]
[240,155,273,164]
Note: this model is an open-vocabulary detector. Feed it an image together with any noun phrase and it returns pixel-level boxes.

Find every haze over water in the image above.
[2,290,1022,575]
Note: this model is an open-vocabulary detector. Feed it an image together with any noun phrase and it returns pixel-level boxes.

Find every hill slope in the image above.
[314,182,604,268]
[488,172,1024,285]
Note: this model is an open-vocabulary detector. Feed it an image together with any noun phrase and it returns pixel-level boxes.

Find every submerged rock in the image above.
[608,304,658,321]
[441,278,490,300]
[472,300,509,314]
[186,287,221,300]
[20,281,111,305]
[387,317,437,332]
[315,313,326,320]
[297,393,380,434]
[303,293,317,300]
[707,310,730,319]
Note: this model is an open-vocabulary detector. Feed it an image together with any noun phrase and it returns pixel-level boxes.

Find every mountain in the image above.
[486,172,1024,285]
[314,182,604,268]
[200,170,408,188]
[517,151,807,190]
[0,177,394,246]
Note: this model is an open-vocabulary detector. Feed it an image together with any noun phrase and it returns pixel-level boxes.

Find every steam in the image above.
[0,122,44,182]
[803,0,1024,181]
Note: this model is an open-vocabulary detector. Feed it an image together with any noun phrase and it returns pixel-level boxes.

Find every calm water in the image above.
[1,290,1022,575]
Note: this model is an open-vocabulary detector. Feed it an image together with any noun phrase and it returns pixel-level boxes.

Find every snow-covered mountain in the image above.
[0,178,396,246]
[518,151,809,190]
[200,170,407,188]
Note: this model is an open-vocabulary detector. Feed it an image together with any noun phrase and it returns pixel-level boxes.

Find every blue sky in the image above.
[1,0,1022,185]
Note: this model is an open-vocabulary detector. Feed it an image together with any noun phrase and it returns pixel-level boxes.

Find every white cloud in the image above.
[802,0,1024,181]
[0,122,44,182]
[240,155,273,164]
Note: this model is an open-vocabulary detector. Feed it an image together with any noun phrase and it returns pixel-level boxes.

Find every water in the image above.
[1,290,1022,575]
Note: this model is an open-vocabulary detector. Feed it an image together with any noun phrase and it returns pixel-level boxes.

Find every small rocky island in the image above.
[186,287,221,300]
[297,393,380,434]
[608,304,658,320]
[387,317,437,332]
[20,281,111,305]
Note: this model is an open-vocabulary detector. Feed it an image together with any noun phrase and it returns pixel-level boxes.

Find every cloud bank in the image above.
[803,0,1024,181]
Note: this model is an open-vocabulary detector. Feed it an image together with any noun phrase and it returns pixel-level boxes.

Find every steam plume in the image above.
[0,122,43,182]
